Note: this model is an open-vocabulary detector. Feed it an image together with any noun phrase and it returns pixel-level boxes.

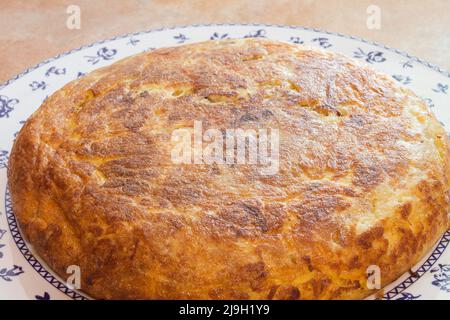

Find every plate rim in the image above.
[0,23,449,92]
[1,23,449,300]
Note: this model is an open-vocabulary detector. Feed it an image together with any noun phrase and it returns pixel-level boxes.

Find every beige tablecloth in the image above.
[1,0,449,83]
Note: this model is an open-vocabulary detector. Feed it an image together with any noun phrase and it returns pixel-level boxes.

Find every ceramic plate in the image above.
[0,24,449,300]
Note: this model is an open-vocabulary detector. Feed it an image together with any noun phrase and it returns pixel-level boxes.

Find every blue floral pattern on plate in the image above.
[84,47,117,65]
[433,83,448,94]
[35,292,51,300]
[395,292,421,300]
[312,37,332,48]
[353,47,386,63]
[173,33,189,44]
[0,95,19,118]
[431,264,450,293]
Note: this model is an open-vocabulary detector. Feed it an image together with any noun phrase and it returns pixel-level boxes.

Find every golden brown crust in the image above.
[7,38,450,299]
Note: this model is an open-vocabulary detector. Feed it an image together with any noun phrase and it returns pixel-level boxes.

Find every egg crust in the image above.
[8,38,450,299]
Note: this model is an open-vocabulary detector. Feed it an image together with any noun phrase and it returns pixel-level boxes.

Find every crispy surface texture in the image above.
[8,39,450,299]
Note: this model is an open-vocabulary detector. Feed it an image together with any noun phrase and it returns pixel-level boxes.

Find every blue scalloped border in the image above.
[1,24,450,300]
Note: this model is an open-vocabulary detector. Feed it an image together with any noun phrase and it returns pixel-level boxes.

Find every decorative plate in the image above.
[0,24,449,300]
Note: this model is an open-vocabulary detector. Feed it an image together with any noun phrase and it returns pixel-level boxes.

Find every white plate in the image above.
[0,24,449,300]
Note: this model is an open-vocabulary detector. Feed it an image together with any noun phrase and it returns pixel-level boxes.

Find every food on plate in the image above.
[8,38,450,299]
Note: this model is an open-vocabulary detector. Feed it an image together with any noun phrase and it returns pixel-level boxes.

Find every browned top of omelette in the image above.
[8,38,450,299]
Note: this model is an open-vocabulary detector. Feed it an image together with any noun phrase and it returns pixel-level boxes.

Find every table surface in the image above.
[1,0,449,83]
